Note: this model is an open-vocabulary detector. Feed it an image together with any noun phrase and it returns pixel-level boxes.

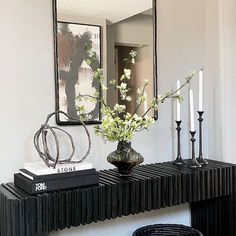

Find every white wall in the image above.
[219,0,236,163]
[109,14,153,46]
[157,0,208,161]
[0,0,55,180]
[205,0,223,161]
[0,0,223,235]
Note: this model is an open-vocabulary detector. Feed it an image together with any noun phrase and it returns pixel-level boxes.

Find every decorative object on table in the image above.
[107,141,144,176]
[173,121,186,166]
[187,89,201,169]
[197,111,208,165]
[23,161,93,175]
[14,111,99,194]
[33,111,91,168]
[55,21,101,124]
[173,80,186,166]
[187,131,201,169]
[14,168,98,194]
[196,69,208,165]
[76,51,197,175]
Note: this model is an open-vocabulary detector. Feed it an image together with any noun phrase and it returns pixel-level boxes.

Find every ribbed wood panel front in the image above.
[0,160,235,236]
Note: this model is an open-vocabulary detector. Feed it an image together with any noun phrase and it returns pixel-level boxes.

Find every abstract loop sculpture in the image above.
[34,111,91,168]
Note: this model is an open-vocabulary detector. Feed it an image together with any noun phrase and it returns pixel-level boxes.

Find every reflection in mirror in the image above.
[54,0,157,124]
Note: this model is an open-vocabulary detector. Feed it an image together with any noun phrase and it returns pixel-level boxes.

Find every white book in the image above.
[24,161,93,176]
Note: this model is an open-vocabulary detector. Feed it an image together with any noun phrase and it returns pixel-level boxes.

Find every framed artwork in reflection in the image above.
[55,21,101,125]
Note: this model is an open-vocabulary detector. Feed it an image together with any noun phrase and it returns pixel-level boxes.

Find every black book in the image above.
[19,168,96,181]
[14,172,99,194]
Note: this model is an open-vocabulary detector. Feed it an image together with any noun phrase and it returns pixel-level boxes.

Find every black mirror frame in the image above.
[52,0,158,125]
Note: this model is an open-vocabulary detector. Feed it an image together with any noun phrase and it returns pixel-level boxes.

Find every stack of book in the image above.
[14,161,99,194]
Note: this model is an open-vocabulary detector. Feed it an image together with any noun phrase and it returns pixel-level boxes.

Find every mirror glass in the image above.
[54,0,157,124]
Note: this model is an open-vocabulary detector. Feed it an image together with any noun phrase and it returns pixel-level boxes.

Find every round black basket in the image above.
[132,224,203,236]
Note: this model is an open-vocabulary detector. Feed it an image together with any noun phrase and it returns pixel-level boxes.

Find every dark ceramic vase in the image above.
[107,141,144,176]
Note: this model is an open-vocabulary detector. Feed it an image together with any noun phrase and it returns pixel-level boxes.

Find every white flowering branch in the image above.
[76,49,197,142]
[142,71,197,118]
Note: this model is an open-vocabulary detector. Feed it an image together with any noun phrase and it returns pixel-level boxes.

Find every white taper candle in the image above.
[189,89,195,131]
[176,80,181,121]
[199,69,203,111]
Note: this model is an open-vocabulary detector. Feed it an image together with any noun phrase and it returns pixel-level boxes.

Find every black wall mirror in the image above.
[53,0,157,125]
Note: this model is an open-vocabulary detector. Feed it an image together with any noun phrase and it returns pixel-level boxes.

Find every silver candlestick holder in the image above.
[187,131,201,169]
[197,111,208,166]
[173,121,186,166]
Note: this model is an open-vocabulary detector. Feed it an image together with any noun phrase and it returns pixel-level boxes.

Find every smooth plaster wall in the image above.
[0,0,223,235]
[205,0,223,161]
[220,0,236,163]
[109,14,153,46]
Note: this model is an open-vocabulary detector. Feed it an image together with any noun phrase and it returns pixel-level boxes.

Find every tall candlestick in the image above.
[187,131,201,169]
[197,111,208,166]
[173,120,186,166]
[176,80,181,121]
[189,89,195,131]
[199,69,203,111]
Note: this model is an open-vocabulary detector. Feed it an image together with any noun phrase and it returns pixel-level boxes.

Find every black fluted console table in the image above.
[0,159,236,236]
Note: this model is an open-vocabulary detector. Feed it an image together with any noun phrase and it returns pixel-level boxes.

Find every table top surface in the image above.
[0,159,234,200]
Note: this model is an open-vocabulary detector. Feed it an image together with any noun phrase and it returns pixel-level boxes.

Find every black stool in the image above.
[133,224,203,236]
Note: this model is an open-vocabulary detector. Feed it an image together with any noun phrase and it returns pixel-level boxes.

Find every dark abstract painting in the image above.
[56,21,101,124]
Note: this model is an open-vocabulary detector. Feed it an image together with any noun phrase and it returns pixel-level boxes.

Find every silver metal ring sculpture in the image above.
[34,111,91,168]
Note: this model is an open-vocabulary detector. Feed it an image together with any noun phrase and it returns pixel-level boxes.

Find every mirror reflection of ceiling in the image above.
[57,0,152,24]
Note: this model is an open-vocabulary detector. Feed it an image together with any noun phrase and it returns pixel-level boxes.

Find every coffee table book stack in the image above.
[14,161,99,194]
